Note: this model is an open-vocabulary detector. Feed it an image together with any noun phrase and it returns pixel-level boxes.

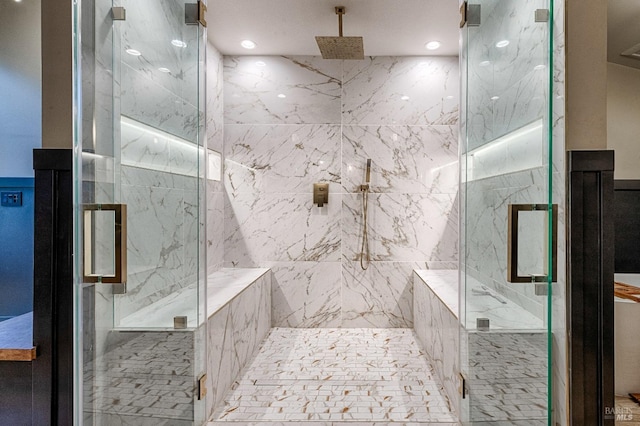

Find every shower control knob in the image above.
[313,183,329,207]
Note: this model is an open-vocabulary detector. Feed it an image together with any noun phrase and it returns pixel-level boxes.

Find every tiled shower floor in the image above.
[209,328,458,424]
[467,332,548,425]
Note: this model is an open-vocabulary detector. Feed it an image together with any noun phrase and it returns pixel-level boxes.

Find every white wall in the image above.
[607,62,640,179]
[565,0,608,150]
[0,0,41,176]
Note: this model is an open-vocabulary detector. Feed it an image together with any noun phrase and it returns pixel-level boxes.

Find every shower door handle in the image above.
[507,203,558,283]
[82,204,127,285]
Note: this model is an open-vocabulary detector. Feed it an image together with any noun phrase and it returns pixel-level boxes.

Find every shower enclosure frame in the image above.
[460,0,556,424]
[71,0,208,424]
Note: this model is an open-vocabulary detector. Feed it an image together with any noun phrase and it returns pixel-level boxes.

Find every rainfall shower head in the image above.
[315,7,364,60]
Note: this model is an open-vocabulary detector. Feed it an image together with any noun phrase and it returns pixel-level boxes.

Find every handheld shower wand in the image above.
[365,158,371,185]
[360,159,371,270]
[360,159,371,191]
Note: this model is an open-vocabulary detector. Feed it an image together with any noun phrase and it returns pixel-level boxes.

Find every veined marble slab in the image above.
[222,56,461,328]
[207,268,270,316]
[414,269,459,316]
[211,328,457,423]
[117,281,199,329]
[117,268,270,329]
[206,269,271,419]
[413,271,460,417]
[414,269,543,330]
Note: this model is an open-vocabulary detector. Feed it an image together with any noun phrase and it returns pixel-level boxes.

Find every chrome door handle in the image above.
[507,203,558,283]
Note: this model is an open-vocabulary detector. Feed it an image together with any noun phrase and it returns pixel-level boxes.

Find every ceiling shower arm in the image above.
[336,6,345,37]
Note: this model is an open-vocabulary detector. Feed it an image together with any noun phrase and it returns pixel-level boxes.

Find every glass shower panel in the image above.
[116,0,204,330]
[461,0,553,424]
[74,0,206,424]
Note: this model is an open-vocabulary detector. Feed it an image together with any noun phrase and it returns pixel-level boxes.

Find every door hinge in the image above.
[460,2,481,28]
[112,283,126,295]
[111,7,126,21]
[535,9,550,22]
[198,374,207,400]
[459,2,467,28]
[185,1,207,27]
[535,282,549,296]
[459,372,468,399]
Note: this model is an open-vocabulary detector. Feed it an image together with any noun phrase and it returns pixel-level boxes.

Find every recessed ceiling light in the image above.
[171,39,187,48]
[496,40,510,48]
[241,40,257,49]
[158,67,171,73]
[479,60,491,67]
[125,49,141,56]
[401,95,410,101]
[534,64,546,70]
[446,95,454,100]
[277,93,286,99]
[14,0,22,3]
[490,96,500,101]
[255,61,266,67]
[425,41,441,50]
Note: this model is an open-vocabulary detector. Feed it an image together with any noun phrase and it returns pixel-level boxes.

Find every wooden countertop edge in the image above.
[0,346,37,361]
[614,281,640,303]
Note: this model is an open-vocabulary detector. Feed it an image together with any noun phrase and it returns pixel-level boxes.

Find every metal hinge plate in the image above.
[198,374,207,400]
[461,3,481,27]
[465,3,482,27]
[535,282,549,296]
[111,7,126,21]
[185,1,207,27]
[112,283,126,295]
[535,9,550,22]
[460,373,468,399]
[459,2,467,28]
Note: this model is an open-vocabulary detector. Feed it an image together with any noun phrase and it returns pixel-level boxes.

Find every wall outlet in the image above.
[1,191,22,207]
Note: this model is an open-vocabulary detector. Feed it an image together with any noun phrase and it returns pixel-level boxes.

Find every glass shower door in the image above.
[73,0,206,424]
[460,0,554,424]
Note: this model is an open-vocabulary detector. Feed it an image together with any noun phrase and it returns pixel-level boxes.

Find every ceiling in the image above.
[205,0,460,57]
[608,0,640,70]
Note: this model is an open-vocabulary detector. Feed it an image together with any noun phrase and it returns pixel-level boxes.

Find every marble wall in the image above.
[112,0,206,324]
[206,270,271,419]
[119,0,200,142]
[222,55,459,328]
[116,164,201,323]
[462,0,553,322]
[206,42,225,273]
[413,271,460,416]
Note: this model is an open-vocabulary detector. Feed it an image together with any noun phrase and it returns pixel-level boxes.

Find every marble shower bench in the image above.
[413,269,548,423]
[95,268,270,426]
[205,268,271,420]
[413,270,460,417]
